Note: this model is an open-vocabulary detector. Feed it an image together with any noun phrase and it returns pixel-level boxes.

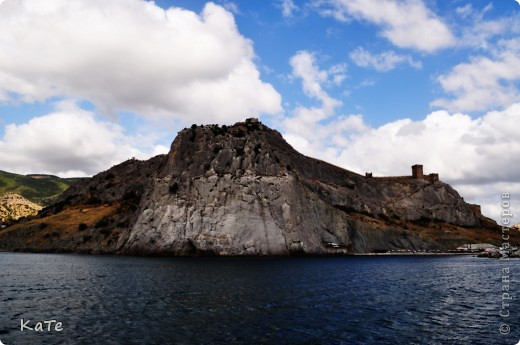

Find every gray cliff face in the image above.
[0,119,499,255]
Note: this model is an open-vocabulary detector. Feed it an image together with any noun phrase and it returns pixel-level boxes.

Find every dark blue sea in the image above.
[0,253,518,345]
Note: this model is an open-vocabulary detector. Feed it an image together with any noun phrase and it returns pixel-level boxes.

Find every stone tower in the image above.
[412,164,423,179]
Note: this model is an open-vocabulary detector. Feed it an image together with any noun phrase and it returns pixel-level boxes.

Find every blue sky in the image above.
[0,0,519,223]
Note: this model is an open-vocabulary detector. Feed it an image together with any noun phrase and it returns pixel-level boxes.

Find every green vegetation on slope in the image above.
[0,170,82,205]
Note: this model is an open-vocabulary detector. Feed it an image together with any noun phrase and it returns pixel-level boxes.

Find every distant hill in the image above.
[0,193,43,222]
[0,170,83,206]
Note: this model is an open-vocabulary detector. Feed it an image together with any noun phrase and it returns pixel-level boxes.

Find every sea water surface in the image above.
[0,253,518,345]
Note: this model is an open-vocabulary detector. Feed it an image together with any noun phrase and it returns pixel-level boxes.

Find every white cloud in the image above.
[152,145,170,156]
[279,0,298,18]
[221,1,240,15]
[311,0,455,52]
[0,101,157,177]
[349,47,422,71]
[431,41,520,112]
[431,4,520,113]
[281,51,347,147]
[455,3,519,51]
[328,63,348,85]
[455,4,474,19]
[455,3,492,19]
[0,0,281,124]
[289,51,342,113]
[282,51,366,160]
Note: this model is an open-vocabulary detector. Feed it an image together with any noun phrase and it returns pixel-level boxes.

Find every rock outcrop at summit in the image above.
[0,119,503,255]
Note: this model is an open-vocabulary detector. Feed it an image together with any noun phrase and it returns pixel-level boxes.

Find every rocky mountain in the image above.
[0,193,43,222]
[0,119,506,255]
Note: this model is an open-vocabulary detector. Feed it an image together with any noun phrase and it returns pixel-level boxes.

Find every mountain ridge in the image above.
[0,119,506,255]
[0,170,82,205]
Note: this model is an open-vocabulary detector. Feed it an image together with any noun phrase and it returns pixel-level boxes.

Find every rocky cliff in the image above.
[0,119,504,255]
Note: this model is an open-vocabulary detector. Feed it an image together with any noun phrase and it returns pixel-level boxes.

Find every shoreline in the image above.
[0,249,481,257]
[351,252,476,256]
